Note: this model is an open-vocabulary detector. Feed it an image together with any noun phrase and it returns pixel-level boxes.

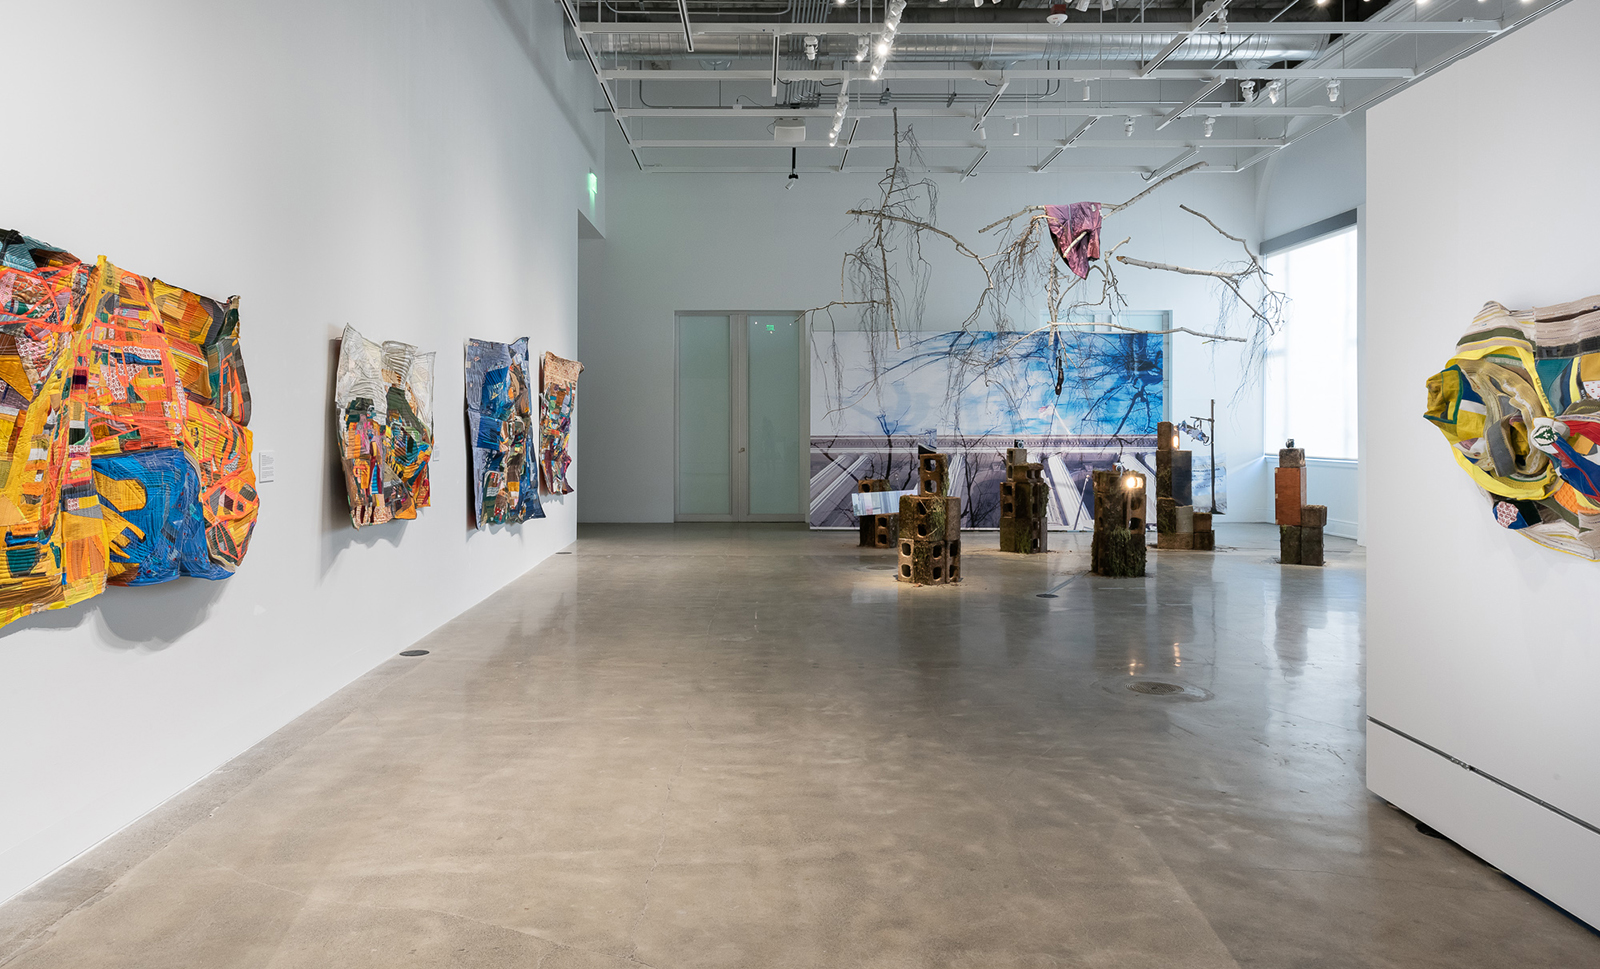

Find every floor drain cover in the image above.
[399,649,429,657]
[1129,681,1185,696]
[1036,593,1059,598]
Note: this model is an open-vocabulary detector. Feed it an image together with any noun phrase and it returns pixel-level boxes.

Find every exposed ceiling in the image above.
[562,0,1568,175]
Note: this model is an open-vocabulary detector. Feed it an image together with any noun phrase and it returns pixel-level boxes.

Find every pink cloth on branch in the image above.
[1045,202,1102,279]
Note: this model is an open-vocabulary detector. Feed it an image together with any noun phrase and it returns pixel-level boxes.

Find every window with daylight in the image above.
[1262,227,1358,460]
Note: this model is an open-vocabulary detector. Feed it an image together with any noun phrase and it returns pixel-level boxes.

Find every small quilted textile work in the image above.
[334,325,434,527]
[0,229,258,627]
[1424,296,1600,559]
[1044,203,1102,280]
[539,351,582,495]
[466,337,543,527]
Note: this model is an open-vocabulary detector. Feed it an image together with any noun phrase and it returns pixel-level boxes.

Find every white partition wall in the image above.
[0,0,601,905]
[1366,1,1600,925]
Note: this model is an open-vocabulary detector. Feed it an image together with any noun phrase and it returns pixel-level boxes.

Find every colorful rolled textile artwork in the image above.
[334,325,434,527]
[465,337,543,527]
[1424,296,1600,559]
[0,229,258,627]
[539,351,582,495]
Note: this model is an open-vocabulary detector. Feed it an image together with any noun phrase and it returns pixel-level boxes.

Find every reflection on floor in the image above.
[3,524,1597,968]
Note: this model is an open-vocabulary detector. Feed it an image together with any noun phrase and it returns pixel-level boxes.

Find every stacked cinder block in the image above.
[898,451,962,584]
[1275,445,1325,566]
[998,447,1049,554]
[917,452,949,496]
[1091,468,1146,577]
[898,494,962,584]
[1153,421,1214,551]
[856,478,897,549]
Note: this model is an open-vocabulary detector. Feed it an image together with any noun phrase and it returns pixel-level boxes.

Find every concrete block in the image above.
[1193,529,1215,551]
[899,495,960,541]
[1300,525,1324,566]
[1275,466,1307,525]
[1156,497,1176,534]
[1279,447,1306,468]
[898,535,962,584]
[1157,533,1193,550]
[1301,504,1328,528]
[1193,512,1212,534]
[1279,524,1301,565]
[918,453,949,496]
[1171,450,1192,506]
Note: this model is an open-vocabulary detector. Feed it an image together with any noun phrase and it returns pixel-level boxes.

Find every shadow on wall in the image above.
[483,0,602,163]
[321,336,412,578]
[0,578,225,648]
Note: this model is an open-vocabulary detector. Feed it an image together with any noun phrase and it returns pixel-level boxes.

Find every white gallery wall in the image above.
[581,131,1275,525]
[0,0,602,904]
[1367,0,1600,925]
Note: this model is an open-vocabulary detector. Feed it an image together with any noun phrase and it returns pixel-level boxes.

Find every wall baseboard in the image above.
[1368,719,1600,929]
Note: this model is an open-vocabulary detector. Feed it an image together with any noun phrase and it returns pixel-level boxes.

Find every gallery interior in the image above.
[1,0,1597,965]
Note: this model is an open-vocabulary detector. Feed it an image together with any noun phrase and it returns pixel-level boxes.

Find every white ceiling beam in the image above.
[608,105,1341,118]
[630,138,1280,148]
[602,67,1415,81]
[1155,78,1226,130]
[1140,0,1230,76]
[580,20,1501,36]
[637,163,1274,174]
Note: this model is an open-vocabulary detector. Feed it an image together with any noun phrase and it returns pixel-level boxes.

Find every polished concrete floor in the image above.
[2,523,1597,968]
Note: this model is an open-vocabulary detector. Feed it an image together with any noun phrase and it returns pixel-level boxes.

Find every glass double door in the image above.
[676,313,807,521]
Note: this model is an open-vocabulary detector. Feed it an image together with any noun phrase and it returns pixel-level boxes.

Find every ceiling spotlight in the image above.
[1124,116,1135,137]
[879,87,891,105]
[1101,0,1114,7]
[978,121,987,140]
[1240,79,1256,103]
[803,35,818,60]
[1327,78,1340,101]
[1074,0,1091,10]
[1203,115,1215,137]
[855,36,869,61]
[1267,80,1283,104]
[1047,3,1068,23]
[875,38,890,56]
[1082,82,1091,101]
[1012,118,1021,137]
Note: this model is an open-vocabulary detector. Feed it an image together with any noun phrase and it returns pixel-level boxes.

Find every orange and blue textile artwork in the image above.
[1424,296,1600,560]
[0,229,257,627]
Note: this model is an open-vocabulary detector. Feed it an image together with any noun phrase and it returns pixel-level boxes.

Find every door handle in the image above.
[738,447,746,452]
